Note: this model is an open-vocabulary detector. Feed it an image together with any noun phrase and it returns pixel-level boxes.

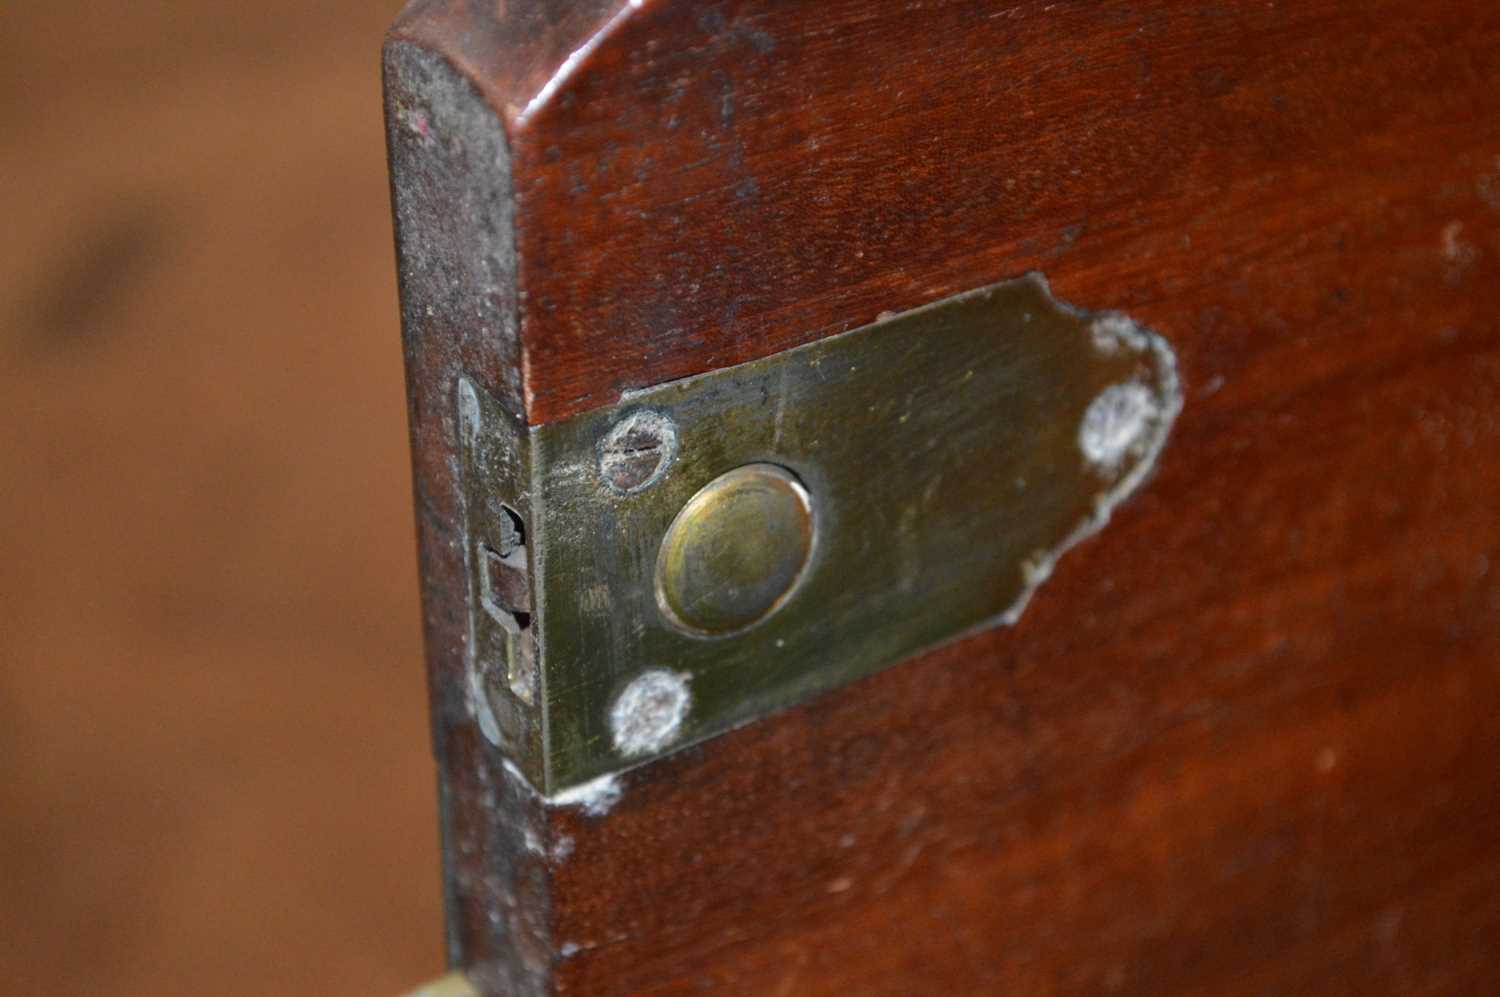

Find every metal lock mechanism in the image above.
[458,274,1181,794]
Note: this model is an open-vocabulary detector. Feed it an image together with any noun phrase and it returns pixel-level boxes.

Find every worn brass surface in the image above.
[656,464,816,636]
[459,274,1181,792]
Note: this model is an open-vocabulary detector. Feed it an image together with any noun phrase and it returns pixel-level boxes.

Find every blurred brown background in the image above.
[0,3,443,993]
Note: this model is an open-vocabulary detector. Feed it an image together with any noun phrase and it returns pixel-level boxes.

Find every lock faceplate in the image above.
[459,274,1181,793]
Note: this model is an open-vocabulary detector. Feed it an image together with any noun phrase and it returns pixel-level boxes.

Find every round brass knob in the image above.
[655,464,814,636]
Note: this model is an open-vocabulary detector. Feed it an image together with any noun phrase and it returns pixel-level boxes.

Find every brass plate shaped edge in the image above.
[458,273,1183,794]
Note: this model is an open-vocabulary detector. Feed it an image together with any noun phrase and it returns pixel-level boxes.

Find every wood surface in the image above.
[386,0,1500,994]
[0,3,442,994]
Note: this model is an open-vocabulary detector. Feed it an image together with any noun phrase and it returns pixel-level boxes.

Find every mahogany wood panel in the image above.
[385,0,1500,993]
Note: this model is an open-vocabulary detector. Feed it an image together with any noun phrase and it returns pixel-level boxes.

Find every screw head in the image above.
[1078,381,1158,473]
[655,464,815,636]
[610,670,692,757]
[599,410,678,493]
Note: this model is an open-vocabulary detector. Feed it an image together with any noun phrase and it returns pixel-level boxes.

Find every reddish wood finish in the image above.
[386,0,1500,993]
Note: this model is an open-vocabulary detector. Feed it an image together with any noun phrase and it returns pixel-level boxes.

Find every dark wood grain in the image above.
[386,0,1500,993]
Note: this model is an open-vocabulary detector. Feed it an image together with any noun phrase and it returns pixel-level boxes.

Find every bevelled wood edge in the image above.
[389,0,628,129]
[384,35,554,994]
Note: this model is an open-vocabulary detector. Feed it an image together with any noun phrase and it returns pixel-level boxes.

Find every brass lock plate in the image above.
[459,274,1181,793]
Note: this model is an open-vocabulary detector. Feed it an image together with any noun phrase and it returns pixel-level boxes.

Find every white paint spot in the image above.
[523,827,545,855]
[551,835,575,862]
[1442,220,1478,283]
[1080,382,1158,472]
[457,377,481,444]
[610,669,692,757]
[472,692,502,747]
[1090,313,1150,356]
[1021,555,1054,588]
[551,773,623,817]
[496,758,626,817]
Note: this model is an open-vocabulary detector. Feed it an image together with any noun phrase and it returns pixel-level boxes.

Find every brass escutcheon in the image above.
[655,464,815,636]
